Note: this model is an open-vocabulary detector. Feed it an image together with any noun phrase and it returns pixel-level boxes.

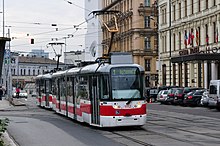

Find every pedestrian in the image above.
[0,86,3,100]
[16,87,20,98]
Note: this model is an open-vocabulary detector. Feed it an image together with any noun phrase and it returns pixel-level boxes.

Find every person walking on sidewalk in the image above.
[16,87,20,98]
[0,86,3,100]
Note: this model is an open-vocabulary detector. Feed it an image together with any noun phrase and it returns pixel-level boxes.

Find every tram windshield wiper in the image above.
[126,90,139,105]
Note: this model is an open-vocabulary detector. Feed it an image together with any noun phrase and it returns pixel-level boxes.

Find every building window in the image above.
[33,70,35,76]
[173,33,176,51]
[173,64,176,85]
[179,3,181,19]
[24,69,26,76]
[28,69,30,76]
[144,37,151,50]
[162,64,166,86]
[144,0,150,6]
[206,0,208,9]
[214,0,216,6]
[144,16,150,28]
[173,4,176,21]
[179,32,181,50]
[145,75,150,87]
[205,24,209,45]
[164,36,167,52]
[197,27,201,45]
[191,28,194,46]
[20,69,23,76]
[145,59,151,71]
[214,22,217,43]
[184,0,187,17]
[191,0,194,14]
[38,70,40,75]
[198,0,201,12]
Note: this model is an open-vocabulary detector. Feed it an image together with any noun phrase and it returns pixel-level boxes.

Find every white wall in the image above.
[84,0,102,61]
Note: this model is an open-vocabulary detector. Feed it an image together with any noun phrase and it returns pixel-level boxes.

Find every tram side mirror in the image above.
[92,78,97,86]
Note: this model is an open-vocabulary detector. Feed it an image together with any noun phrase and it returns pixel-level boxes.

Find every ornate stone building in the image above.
[102,0,158,87]
[158,0,220,88]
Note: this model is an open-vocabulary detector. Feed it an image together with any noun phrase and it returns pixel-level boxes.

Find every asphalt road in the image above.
[1,98,220,146]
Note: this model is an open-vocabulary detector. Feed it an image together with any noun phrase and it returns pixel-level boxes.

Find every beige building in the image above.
[158,0,220,88]
[102,0,159,87]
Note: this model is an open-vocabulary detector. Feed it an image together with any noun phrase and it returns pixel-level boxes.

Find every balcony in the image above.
[138,3,158,16]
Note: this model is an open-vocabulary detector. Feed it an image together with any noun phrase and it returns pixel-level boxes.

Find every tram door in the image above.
[45,80,50,107]
[91,76,100,125]
[57,79,61,112]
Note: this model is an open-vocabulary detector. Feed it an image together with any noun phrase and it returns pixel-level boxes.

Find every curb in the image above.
[9,98,26,106]
[1,131,18,146]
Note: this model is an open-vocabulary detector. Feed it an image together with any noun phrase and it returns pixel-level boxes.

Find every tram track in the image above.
[111,131,155,146]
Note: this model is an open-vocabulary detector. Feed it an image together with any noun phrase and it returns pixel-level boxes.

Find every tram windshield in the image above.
[111,67,143,100]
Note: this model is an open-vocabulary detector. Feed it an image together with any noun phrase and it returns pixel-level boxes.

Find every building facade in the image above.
[64,50,86,66]
[3,53,65,89]
[85,0,102,61]
[158,0,220,88]
[102,0,159,87]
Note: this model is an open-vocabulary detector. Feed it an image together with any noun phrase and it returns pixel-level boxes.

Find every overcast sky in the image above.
[2,0,87,60]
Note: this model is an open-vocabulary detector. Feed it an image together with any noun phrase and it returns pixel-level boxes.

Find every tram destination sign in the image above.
[179,46,220,56]
[111,68,137,75]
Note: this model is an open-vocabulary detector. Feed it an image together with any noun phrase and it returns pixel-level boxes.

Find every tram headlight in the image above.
[113,105,121,109]
[135,102,142,108]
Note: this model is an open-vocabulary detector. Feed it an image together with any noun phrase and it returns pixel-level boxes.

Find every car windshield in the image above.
[163,90,168,94]
[176,89,183,94]
[20,90,27,93]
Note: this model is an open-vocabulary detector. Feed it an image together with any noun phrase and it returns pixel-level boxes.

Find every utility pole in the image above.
[2,0,5,37]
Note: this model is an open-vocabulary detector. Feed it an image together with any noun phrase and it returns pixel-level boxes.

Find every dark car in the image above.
[166,88,182,104]
[183,90,205,106]
[144,87,159,102]
[174,87,203,105]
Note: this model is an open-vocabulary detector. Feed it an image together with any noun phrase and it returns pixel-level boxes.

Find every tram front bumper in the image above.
[100,114,147,127]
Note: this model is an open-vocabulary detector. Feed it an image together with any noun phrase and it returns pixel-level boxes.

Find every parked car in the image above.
[174,87,203,105]
[200,90,209,107]
[167,88,182,104]
[183,90,205,106]
[144,87,159,102]
[157,90,168,104]
[13,90,28,98]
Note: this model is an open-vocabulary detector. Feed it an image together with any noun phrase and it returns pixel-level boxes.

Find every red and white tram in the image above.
[36,57,147,127]
[35,73,53,108]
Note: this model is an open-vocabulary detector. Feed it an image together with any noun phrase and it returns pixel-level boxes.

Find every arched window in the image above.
[33,70,35,76]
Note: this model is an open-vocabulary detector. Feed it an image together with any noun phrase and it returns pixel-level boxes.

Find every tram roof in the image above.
[36,73,52,79]
[79,63,144,74]
[52,70,68,77]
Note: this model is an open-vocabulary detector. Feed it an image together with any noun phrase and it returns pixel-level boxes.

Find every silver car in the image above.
[157,90,168,104]
[200,90,209,106]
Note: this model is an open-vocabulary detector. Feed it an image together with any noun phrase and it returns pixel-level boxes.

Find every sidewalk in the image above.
[0,97,13,110]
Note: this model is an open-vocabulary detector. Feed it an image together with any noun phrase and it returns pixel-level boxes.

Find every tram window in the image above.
[77,76,89,100]
[100,75,109,100]
[92,77,97,86]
